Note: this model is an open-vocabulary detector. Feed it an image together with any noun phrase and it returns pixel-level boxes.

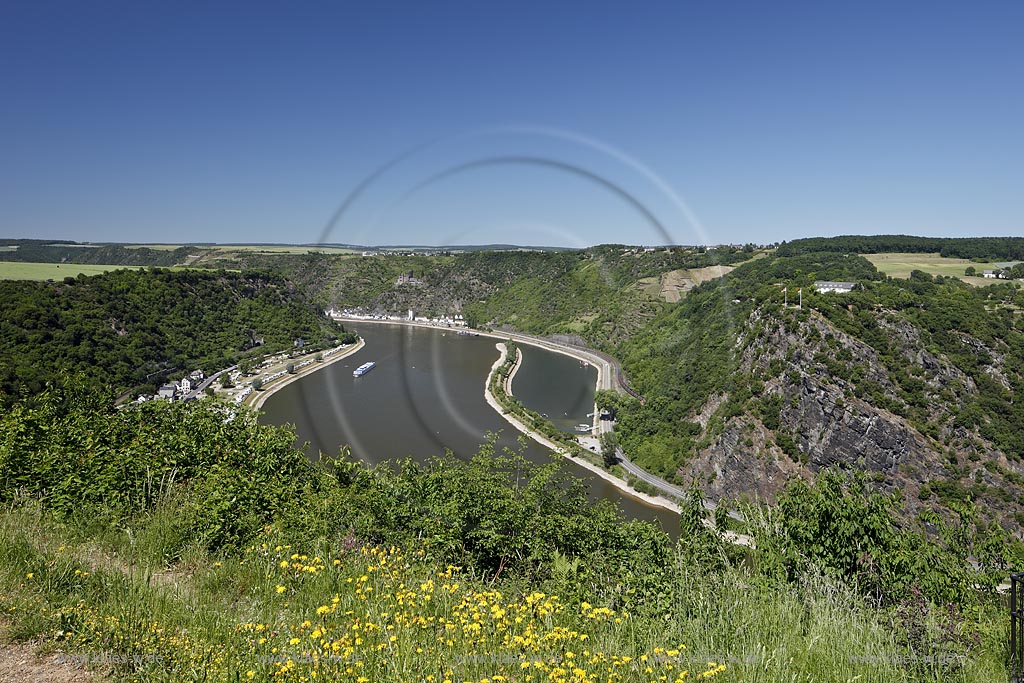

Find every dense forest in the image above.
[0,268,350,402]
[0,239,197,266]
[778,234,1024,260]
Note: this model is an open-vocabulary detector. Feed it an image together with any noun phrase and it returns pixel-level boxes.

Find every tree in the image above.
[285,363,295,374]
[594,389,619,420]
[599,431,619,468]
[219,373,233,389]
[964,266,976,277]
[251,377,264,390]
[238,358,254,375]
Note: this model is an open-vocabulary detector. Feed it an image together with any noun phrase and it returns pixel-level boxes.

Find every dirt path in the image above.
[0,622,95,682]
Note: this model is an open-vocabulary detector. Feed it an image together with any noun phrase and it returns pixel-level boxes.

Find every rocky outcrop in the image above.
[677,305,1024,530]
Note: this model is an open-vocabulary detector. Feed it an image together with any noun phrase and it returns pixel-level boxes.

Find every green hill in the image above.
[0,268,351,401]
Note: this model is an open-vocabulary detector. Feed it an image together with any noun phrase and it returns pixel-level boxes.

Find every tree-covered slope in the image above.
[0,268,349,401]
[778,234,1024,260]
[0,238,198,266]
[610,251,1024,527]
[241,246,753,350]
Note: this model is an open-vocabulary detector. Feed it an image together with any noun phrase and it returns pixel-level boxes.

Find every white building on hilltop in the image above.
[813,281,857,294]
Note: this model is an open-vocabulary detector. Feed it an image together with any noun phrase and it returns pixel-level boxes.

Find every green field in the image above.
[0,262,146,280]
[865,252,1013,285]
[212,244,359,254]
[123,243,187,251]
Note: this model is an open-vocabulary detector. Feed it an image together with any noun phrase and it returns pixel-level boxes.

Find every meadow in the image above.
[119,244,358,253]
[0,261,145,281]
[864,252,1006,282]
[208,245,359,254]
[1,503,1006,683]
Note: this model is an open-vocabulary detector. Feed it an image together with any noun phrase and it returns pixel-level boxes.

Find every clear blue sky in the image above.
[1,1,1021,247]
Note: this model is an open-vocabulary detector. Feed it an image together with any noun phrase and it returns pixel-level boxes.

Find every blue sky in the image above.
[1,1,1021,247]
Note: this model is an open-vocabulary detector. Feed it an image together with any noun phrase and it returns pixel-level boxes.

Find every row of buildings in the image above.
[327,308,468,327]
[140,369,207,403]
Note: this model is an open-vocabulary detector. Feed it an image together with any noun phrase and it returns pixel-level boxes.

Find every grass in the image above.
[0,262,147,281]
[121,244,361,254]
[210,245,359,254]
[864,252,1008,283]
[123,244,189,251]
[0,501,1008,683]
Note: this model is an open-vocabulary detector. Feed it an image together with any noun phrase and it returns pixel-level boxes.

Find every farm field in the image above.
[864,252,1012,284]
[121,243,360,254]
[211,244,359,254]
[0,262,146,280]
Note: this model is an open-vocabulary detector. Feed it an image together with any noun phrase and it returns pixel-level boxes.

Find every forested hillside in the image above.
[608,250,1024,529]
[0,268,349,402]
[778,234,1024,260]
[222,245,753,349]
[0,239,197,266]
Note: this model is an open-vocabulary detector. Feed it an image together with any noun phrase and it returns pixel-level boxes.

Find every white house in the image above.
[983,270,1000,279]
[813,281,857,294]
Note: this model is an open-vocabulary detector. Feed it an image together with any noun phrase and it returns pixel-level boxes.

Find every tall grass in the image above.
[0,502,1009,682]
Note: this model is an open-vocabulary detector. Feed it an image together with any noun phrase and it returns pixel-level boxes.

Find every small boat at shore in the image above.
[353,361,376,377]
[575,423,591,432]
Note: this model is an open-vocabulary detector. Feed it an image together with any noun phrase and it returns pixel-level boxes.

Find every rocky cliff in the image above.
[677,304,1024,530]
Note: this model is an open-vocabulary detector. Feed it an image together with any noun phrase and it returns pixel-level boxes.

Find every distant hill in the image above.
[778,234,1024,261]
[0,239,193,266]
[0,268,351,402]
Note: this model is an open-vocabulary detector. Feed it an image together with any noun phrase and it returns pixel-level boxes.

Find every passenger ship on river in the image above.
[353,361,376,377]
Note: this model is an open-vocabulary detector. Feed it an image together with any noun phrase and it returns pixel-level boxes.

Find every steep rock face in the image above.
[677,416,803,504]
[677,305,1024,528]
[785,377,929,474]
[680,377,944,511]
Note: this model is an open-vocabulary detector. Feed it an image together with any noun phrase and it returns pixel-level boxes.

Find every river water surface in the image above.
[260,323,678,531]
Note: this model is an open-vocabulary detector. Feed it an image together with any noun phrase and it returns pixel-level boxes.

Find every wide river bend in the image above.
[260,323,679,532]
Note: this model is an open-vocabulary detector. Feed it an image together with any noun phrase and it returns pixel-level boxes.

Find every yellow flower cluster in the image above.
[234,543,726,682]
[5,534,726,683]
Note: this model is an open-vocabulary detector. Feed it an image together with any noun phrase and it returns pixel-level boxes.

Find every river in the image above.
[260,323,679,532]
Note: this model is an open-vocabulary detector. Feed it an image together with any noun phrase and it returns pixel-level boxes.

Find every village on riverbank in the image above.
[133,338,363,408]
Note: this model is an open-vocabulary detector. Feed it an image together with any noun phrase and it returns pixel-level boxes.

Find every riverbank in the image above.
[247,338,366,411]
[485,342,683,514]
[335,317,686,513]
